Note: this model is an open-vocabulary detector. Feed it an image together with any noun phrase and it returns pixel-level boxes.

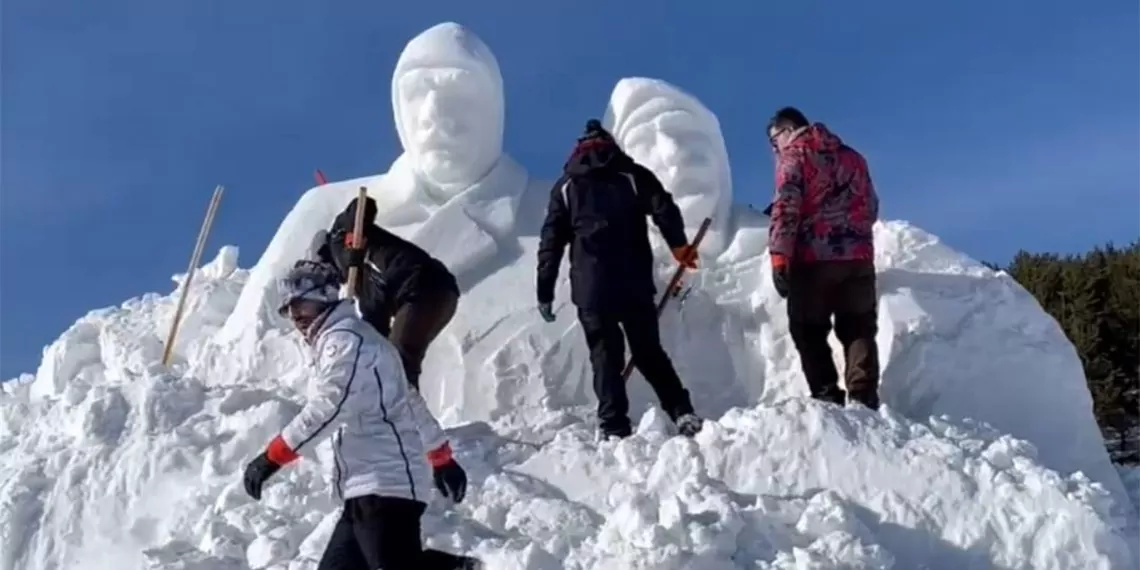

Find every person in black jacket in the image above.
[312,196,461,390]
[536,119,704,439]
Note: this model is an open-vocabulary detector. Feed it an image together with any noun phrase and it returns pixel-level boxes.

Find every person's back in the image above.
[313,197,462,392]
[770,122,877,265]
[322,200,459,329]
[536,119,703,439]
[540,121,690,310]
[766,106,881,410]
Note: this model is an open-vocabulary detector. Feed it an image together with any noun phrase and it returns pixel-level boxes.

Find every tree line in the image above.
[984,241,1139,465]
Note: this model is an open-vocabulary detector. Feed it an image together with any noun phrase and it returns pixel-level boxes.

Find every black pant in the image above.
[786,261,881,401]
[578,298,695,436]
[388,289,459,390]
[316,495,471,570]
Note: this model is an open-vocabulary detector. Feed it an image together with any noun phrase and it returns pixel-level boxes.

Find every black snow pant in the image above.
[578,297,695,437]
[786,261,881,408]
[388,289,459,390]
[316,495,471,570]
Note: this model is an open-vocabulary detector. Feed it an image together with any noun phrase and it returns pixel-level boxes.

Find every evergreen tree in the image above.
[1001,241,1139,465]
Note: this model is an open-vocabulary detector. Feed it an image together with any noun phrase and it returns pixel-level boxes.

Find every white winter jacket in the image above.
[273,300,448,503]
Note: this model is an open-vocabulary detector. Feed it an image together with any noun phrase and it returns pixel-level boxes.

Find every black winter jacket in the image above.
[536,137,689,310]
[319,200,459,334]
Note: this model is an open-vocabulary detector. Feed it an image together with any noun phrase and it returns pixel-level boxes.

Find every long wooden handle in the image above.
[622,216,713,382]
[344,186,369,299]
[162,185,224,367]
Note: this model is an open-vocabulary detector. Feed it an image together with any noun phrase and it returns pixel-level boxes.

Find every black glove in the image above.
[772,265,791,299]
[347,246,366,269]
[243,452,281,501]
[433,459,468,503]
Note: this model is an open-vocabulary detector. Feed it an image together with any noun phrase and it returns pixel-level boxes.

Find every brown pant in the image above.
[389,290,458,389]
[786,261,880,399]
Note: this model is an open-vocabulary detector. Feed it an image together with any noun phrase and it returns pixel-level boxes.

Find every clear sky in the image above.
[2,1,1137,379]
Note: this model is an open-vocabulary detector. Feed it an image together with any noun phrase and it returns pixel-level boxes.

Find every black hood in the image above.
[565,137,624,175]
[563,119,630,175]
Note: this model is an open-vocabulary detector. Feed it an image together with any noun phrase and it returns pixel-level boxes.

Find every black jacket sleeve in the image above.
[536,176,572,304]
[629,163,688,249]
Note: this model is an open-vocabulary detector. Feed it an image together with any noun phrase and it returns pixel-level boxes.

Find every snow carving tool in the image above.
[343,186,369,299]
[162,184,224,367]
[314,169,328,186]
[621,216,712,382]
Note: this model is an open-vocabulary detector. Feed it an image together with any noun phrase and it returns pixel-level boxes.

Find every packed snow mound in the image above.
[1,245,1136,570]
[0,247,1129,570]
[219,169,1125,506]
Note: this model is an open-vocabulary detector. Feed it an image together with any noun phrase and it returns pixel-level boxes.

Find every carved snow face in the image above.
[392,23,505,193]
[606,78,731,226]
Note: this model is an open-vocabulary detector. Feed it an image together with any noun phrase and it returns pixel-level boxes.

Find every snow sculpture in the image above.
[215,22,548,352]
[603,76,1127,503]
[210,22,559,426]
[2,48,1136,570]
[604,77,735,257]
[379,21,544,282]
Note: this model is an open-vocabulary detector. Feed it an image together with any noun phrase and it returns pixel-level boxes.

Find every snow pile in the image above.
[1,268,1134,569]
[2,20,1137,570]
[0,246,246,570]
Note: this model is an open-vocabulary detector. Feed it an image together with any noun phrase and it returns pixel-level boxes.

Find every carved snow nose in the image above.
[657,131,710,169]
[656,131,681,159]
[417,90,455,134]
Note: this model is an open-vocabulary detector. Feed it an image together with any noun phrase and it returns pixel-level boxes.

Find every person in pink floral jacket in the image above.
[764,106,881,410]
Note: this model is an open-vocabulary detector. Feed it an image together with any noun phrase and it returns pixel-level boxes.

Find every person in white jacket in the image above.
[242,260,479,569]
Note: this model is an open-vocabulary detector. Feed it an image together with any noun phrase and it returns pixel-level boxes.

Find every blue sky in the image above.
[2,1,1137,379]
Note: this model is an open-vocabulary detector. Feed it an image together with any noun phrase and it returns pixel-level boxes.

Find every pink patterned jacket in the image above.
[767,123,879,267]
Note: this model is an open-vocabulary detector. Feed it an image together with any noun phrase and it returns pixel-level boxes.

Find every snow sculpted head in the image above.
[392,22,505,193]
[605,77,731,228]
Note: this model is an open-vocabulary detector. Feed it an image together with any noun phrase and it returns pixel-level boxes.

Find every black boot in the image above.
[847,389,880,410]
[812,385,846,406]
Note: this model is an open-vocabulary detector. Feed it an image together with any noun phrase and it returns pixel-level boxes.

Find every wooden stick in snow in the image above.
[162,185,224,367]
[344,186,368,299]
[622,216,712,383]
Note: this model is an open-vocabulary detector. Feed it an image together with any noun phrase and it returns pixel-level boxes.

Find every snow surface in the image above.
[3,20,1138,570]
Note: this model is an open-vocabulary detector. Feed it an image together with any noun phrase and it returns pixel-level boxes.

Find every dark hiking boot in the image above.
[595,423,632,441]
[675,413,704,437]
[847,389,880,410]
[812,385,847,406]
[457,556,484,569]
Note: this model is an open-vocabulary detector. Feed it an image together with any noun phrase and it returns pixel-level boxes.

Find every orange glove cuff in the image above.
[427,441,454,468]
[344,233,365,248]
[771,253,789,269]
[266,434,300,466]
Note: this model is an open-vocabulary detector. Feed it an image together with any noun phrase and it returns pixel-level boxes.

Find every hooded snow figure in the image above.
[391,22,504,195]
[373,22,546,281]
[213,22,554,418]
[605,77,766,260]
